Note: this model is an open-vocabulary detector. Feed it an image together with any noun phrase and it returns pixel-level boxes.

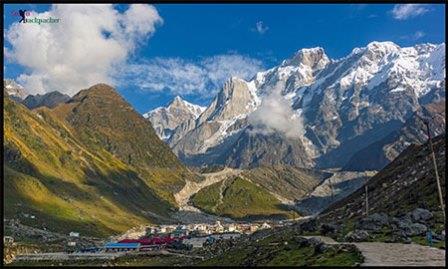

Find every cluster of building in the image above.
[145,220,277,238]
[72,220,295,253]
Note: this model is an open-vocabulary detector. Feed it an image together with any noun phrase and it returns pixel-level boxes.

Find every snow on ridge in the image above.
[148,41,445,153]
[225,41,444,115]
[172,96,206,117]
[4,79,28,99]
[144,96,206,119]
[143,106,164,118]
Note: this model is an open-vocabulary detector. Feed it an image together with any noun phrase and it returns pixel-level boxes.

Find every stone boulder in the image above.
[306,237,329,254]
[409,208,433,223]
[385,229,412,243]
[307,237,323,247]
[314,242,329,254]
[356,213,389,232]
[294,236,311,247]
[344,230,370,242]
[320,223,338,236]
[395,218,428,236]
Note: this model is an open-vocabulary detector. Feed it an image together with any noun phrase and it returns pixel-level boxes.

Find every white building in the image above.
[69,232,80,237]
[227,224,236,232]
[261,222,271,229]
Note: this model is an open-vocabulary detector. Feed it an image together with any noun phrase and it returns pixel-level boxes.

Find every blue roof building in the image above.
[104,242,141,251]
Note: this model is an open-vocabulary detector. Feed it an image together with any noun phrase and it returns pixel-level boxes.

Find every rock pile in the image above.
[201,236,239,258]
[344,230,370,242]
[345,208,442,243]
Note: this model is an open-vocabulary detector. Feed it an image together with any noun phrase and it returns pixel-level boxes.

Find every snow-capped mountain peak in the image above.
[366,41,400,51]
[167,41,445,169]
[4,79,28,100]
[282,47,330,70]
[169,95,206,117]
[144,96,206,141]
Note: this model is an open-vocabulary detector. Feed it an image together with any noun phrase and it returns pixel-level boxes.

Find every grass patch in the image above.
[411,235,446,249]
[4,95,185,238]
[191,177,299,220]
[197,234,363,266]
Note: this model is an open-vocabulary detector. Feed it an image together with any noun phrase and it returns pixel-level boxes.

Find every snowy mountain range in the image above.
[143,96,206,141]
[147,41,446,169]
[4,79,28,101]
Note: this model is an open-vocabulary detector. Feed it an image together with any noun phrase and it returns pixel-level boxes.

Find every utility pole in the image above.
[365,184,369,216]
[422,119,445,222]
[329,177,334,202]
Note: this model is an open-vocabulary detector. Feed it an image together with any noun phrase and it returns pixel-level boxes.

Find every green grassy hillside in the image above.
[314,135,446,247]
[3,84,200,237]
[198,226,363,266]
[241,165,328,201]
[57,84,200,204]
[321,135,446,227]
[4,96,175,236]
[191,177,299,220]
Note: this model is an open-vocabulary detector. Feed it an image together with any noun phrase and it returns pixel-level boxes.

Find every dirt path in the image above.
[174,167,241,210]
[212,177,228,212]
[172,168,241,224]
[354,242,446,266]
[303,236,446,266]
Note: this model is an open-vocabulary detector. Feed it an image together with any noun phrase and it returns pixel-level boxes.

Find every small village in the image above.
[145,220,277,237]
[96,220,287,252]
[4,219,298,264]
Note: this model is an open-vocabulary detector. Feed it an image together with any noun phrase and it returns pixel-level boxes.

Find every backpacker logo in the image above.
[11,10,61,24]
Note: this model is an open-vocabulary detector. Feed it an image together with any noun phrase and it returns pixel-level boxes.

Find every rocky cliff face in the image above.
[306,42,445,168]
[171,77,260,156]
[22,91,70,109]
[344,101,446,171]
[4,79,28,101]
[148,41,446,170]
[144,96,205,141]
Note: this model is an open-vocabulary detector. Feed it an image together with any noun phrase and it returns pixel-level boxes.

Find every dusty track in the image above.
[174,168,241,210]
[173,168,241,223]
[303,236,446,266]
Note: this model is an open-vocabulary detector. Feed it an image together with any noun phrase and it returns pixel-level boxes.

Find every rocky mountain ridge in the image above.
[4,79,28,101]
[22,91,71,109]
[148,41,445,170]
[144,96,206,141]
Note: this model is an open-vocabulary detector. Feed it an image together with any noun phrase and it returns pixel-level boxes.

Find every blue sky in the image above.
[3,4,446,113]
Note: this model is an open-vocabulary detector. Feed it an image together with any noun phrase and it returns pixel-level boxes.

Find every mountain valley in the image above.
[3,42,446,267]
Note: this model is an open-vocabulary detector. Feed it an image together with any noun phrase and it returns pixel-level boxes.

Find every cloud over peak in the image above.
[248,82,304,139]
[391,4,429,20]
[120,54,263,98]
[253,21,269,35]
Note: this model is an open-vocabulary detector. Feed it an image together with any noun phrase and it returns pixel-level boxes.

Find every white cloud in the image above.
[5,4,162,95]
[400,30,426,41]
[119,54,263,98]
[413,31,426,40]
[248,82,304,138]
[391,4,429,20]
[253,21,268,35]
